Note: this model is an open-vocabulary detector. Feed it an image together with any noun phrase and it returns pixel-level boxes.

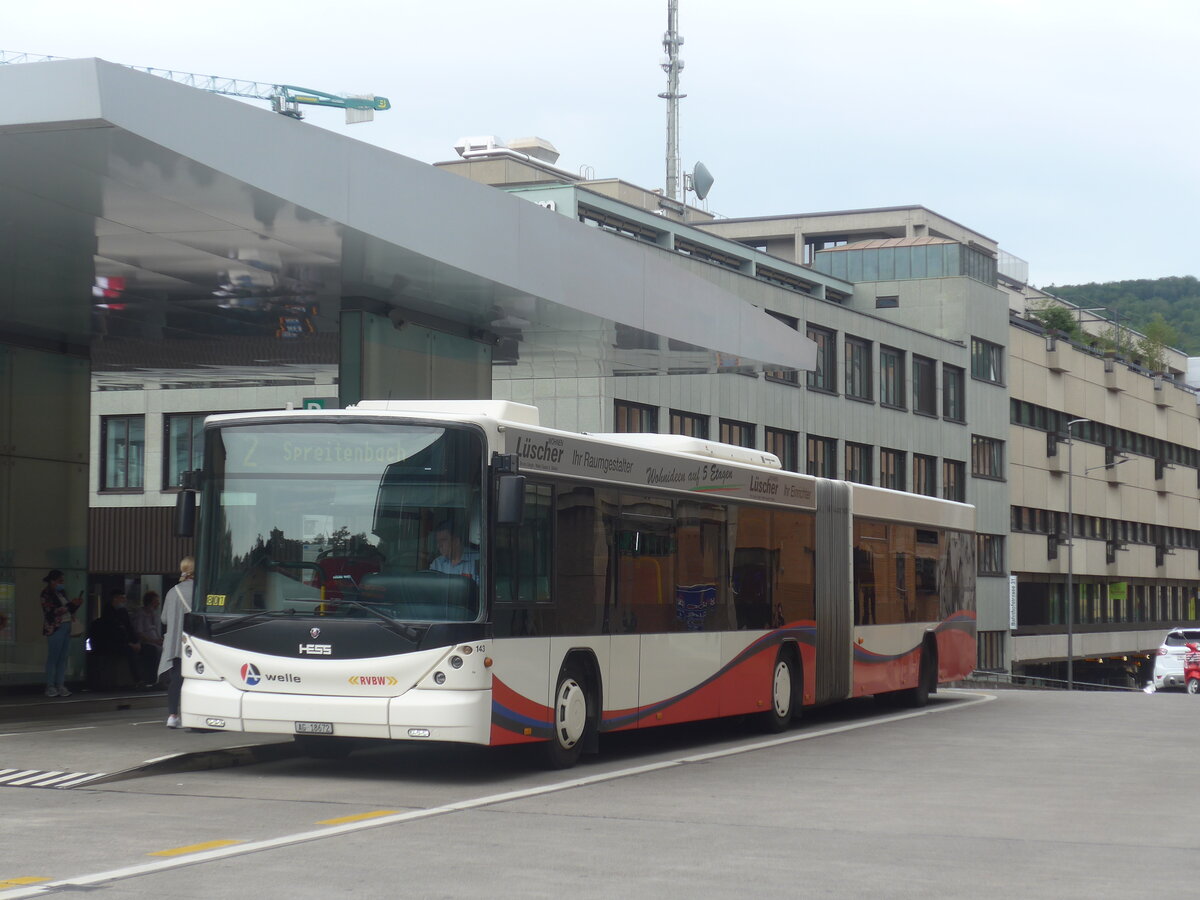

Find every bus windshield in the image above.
[197,421,484,624]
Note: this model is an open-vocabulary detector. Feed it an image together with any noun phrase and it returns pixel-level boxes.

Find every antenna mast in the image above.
[659,0,685,203]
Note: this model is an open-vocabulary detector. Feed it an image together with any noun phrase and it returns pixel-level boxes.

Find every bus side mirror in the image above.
[175,490,196,537]
[496,474,526,526]
[175,469,199,537]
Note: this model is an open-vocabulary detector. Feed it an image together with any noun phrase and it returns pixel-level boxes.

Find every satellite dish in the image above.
[691,161,715,201]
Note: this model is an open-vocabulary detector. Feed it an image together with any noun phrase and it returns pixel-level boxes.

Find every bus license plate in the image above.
[295,721,334,735]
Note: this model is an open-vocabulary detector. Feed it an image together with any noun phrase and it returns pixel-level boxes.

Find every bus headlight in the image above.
[433,672,446,685]
[449,655,463,669]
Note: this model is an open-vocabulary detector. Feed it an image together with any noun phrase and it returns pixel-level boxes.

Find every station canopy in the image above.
[0,59,813,390]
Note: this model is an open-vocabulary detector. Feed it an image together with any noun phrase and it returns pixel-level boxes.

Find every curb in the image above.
[81,739,301,787]
[0,692,168,723]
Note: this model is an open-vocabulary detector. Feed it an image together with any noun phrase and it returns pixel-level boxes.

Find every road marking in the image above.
[316,810,402,825]
[0,691,993,898]
[0,726,97,737]
[148,841,242,857]
[0,770,108,790]
[0,879,48,888]
[6,772,63,786]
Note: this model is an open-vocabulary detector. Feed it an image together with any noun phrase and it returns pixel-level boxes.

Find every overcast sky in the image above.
[8,0,1199,287]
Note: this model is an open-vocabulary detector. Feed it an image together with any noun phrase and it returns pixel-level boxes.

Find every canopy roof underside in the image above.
[0,58,813,386]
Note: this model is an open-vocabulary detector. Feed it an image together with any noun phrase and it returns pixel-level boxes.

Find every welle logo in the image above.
[240,663,301,685]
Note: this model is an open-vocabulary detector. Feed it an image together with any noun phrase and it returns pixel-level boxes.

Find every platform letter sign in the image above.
[302,397,336,410]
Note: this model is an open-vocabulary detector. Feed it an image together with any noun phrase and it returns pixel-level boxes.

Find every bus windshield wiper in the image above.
[210,607,298,634]
[331,597,424,642]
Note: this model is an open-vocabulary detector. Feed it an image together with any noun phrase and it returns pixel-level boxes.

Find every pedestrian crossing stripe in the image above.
[0,767,107,789]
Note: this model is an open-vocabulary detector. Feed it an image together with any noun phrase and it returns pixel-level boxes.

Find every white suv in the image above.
[1152,629,1200,691]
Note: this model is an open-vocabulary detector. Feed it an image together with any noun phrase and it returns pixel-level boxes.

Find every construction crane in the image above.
[0,50,391,123]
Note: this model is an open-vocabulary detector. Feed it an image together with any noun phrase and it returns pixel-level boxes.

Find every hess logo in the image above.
[299,643,332,655]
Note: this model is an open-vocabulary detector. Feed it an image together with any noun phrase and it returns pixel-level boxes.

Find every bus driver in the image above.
[429,522,478,579]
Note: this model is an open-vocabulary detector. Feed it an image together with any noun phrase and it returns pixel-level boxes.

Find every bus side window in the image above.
[494,483,552,606]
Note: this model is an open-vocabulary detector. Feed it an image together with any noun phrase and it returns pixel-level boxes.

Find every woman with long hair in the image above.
[157,557,193,728]
[40,569,82,697]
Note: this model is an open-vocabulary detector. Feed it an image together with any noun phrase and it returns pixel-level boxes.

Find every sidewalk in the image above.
[0,685,170,723]
[0,686,297,787]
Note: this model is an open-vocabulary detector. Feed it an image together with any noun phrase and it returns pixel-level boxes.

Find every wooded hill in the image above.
[1045,276,1200,355]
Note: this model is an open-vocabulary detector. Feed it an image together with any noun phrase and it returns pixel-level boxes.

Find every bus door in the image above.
[814,480,853,704]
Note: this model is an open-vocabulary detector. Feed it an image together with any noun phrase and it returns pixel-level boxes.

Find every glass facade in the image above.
[814,241,997,286]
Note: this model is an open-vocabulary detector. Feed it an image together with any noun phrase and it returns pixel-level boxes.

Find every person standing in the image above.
[40,569,82,698]
[95,590,142,688]
[157,557,193,728]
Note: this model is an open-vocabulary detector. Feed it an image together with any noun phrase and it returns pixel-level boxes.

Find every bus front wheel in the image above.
[545,665,589,769]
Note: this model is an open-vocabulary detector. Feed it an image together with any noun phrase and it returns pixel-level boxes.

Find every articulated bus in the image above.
[178,400,976,766]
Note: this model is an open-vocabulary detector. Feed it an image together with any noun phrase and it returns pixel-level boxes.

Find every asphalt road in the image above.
[2,688,1197,898]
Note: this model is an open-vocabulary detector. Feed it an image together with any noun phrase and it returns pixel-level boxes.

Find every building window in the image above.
[102,415,145,491]
[807,435,837,478]
[971,436,1005,480]
[913,356,937,416]
[615,400,657,433]
[943,364,965,421]
[880,346,904,409]
[845,442,872,484]
[880,448,906,491]
[977,631,1005,670]
[765,427,799,471]
[913,453,937,496]
[670,409,708,439]
[970,337,1004,384]
[764,312,800,385]
[977,534,1005,575]
[720,419,755,448]
[943,459,965,501]
[806,325,836,393]
[875,295,899,309]
[844,336,872,401]
[164,413,206,489]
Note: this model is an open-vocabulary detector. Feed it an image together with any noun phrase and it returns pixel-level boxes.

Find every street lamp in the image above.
[1064,417,1088,690]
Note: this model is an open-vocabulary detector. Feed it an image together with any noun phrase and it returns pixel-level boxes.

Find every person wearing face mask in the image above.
[40,569,82,698]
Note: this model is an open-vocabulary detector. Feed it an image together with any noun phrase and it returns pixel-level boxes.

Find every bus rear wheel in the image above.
[759,651,796,733]
[898,644,937,708]
[544,665,589,769]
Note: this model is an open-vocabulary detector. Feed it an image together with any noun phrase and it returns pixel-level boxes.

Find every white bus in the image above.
[178,400,976,767]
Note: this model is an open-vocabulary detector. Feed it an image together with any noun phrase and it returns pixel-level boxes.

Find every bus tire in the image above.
[898,641,937,709]
[759,649,797,733]
[544,663,590,769]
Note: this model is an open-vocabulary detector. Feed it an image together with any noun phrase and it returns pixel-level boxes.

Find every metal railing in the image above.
[961,669,1142,692]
